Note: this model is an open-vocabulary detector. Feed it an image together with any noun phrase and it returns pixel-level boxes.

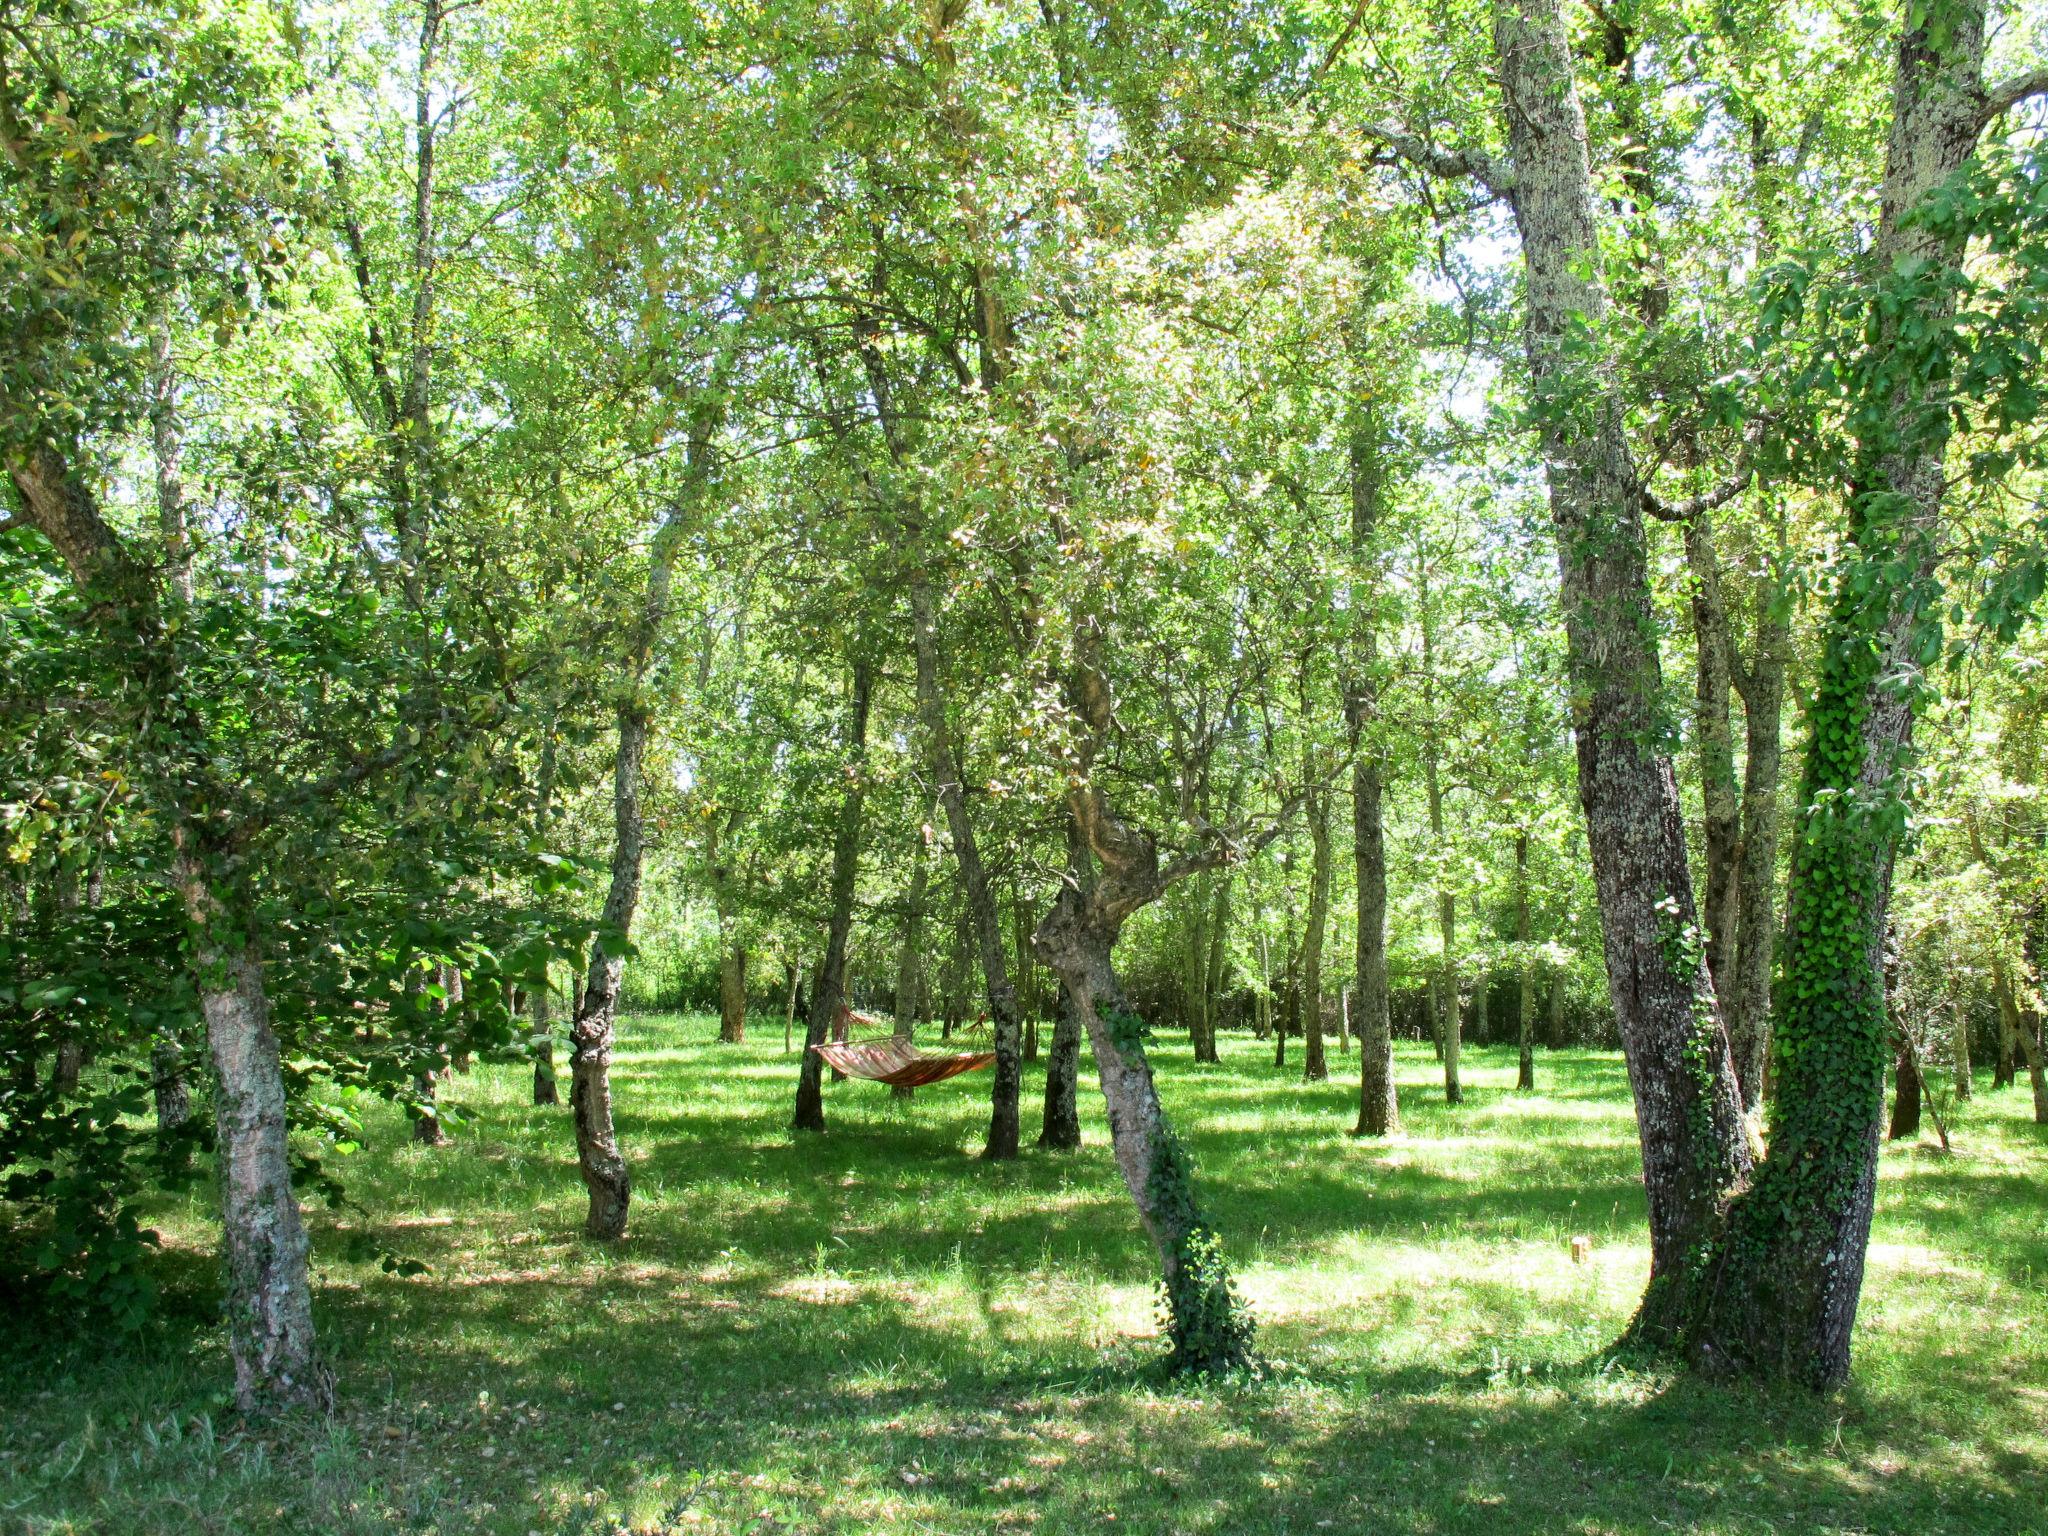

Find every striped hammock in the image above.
[812,1034,997,1088]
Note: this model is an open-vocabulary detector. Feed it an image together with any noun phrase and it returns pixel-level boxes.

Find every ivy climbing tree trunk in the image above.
[1679,0,2026,1386]
[793,656,873,1134]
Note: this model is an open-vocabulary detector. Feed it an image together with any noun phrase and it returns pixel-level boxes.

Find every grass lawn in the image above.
[5,1017,2045,1534]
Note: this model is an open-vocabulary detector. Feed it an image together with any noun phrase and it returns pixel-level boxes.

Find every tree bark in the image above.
[907,581,1024,1159]
[1491,0,1752,1334]
[793,657,872,1134]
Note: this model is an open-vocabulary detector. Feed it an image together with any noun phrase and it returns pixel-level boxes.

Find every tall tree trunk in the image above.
[530,700,562,1106]
[1301,783,1332,1083]
[908,582,1025,1159]
[793,658,873,1134]
[1517,831,1536,1092]
[1348,414,1398,1135]
[1682,0,2007,1386]
[1425,746,1459,1104]
[1492,0,1752,1334]
[567,490,691,1237]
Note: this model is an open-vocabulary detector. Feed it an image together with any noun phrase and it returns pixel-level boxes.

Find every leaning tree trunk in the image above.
[908,581,1024,1159]
[793,658,872,1134]
[1679,0,2001,1386]
[1492,0,1752,1338]
[1035,890,1251,1372]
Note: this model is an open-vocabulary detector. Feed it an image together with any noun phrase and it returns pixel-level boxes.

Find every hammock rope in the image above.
[812,1007,996,1088]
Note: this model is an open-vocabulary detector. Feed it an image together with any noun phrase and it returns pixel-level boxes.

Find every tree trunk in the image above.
[188,903,328,1413]
[1203,873,1231,1062]
[1889,1026,1923,1140]
[1347,381,1399,1139]
[718,939,748,1045]
[6,435,326,1413]
[1680,0,1998,1386]
[1517,831,1536,1092]
[568,696,644,1239]
[153,1037,192,1131]
[793,658,873,1134]
[1040,978,1083,1150]
[1728,562,1789,1113]
[531,974,559,1106]
[891,851,929,1102]
[1492,0,1752,1334]
[1352,754,1398,1135]
[1301,783,1332,1083]
[1425,753,1459,1105]
[907,582,1024,1159]
[1951,1007,1973,1102]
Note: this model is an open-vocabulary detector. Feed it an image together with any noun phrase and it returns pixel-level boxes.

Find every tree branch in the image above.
[1980,69,2048,132]
[1362,123,1514,199]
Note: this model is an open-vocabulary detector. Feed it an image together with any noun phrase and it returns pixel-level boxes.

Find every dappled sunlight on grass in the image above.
[6,1017,2044,1534]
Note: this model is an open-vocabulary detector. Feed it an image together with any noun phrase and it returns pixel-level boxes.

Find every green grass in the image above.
[5,1019,2045,1534]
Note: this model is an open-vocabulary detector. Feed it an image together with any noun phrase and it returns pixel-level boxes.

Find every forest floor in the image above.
[5,1019,2045,1535]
